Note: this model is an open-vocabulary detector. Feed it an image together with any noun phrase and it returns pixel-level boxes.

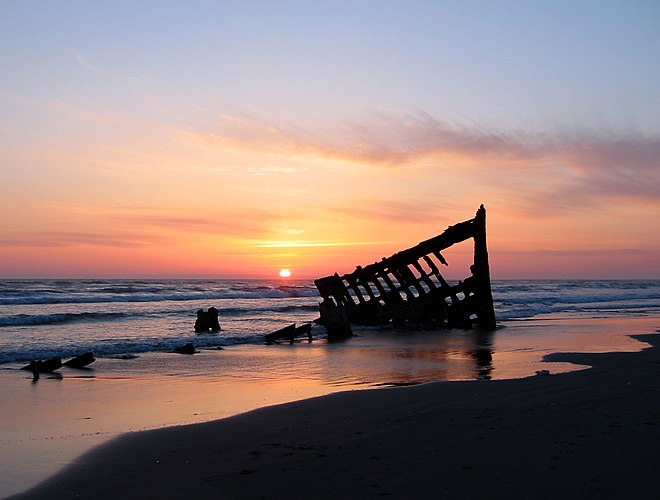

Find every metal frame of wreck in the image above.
[314,205,496,339]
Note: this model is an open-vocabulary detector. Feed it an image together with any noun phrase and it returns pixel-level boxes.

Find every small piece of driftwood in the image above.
[21,357,62,373]
[63,352,96,369]
[172,343,196,355]
[264,323,313,344]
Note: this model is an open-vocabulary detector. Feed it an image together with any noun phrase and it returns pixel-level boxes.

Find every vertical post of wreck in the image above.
[472,205,497,329]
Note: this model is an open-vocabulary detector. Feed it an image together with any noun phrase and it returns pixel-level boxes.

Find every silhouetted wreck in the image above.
[315,205,496,340]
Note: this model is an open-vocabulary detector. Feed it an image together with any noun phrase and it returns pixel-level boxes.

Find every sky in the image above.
[1,0,659,279]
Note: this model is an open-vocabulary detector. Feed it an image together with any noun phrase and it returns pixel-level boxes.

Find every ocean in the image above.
[2,278,660,498]
[1,279,660,366]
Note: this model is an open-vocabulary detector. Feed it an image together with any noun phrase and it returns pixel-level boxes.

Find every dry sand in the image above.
[13,332,660,499]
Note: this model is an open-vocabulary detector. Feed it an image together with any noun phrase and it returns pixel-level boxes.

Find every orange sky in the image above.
[1,2,659,279]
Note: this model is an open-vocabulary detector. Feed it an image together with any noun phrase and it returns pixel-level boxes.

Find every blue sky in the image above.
[4,0,659,128]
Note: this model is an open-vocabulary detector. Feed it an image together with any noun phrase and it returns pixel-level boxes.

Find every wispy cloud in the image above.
[74,53,110,78]
[191,109,660,211]
[561,134,660,200]
[329,199,463,225]
[194,109,553,165]
[0,231,170,248]
[117,212,274,238]
[246,165,304,175]
[0,89,32,106]
[251,240,394,248]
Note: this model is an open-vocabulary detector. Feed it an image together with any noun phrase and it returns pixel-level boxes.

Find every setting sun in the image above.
[279,269,292,278]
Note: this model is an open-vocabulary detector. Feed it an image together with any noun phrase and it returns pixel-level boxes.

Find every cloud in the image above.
[0,231,169,248]
[499,248,651,257]
[246,165,304,175]
[193,109,660,211]
[336,110,555,164]
[116,210,280,239]
[281,228,305,235]
[118,214,224,232]
[74,53,110,78]
[0,89,32,106]
[195,109,553,165]
[562,134,660,200]
[251,240,394,248]
[329,199,463,225]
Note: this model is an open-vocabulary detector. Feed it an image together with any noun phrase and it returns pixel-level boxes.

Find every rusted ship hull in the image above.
[315,205,496,339]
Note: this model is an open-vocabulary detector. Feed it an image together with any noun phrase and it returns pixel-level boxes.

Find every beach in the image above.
[2,313,659,499]
[3,2,659,497]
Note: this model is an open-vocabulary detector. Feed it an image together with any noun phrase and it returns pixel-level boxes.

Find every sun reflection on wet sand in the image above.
[1,314,658,497]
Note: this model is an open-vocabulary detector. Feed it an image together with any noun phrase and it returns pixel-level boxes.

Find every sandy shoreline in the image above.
[6,313,634,497]
[11,328,660,499]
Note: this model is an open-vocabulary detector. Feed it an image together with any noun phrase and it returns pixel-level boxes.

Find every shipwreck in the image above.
[314,205,496,340]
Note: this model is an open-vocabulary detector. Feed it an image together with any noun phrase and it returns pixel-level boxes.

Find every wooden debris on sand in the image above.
[265,323,314,344]
[63,352,96,369]
[172,343,196,354]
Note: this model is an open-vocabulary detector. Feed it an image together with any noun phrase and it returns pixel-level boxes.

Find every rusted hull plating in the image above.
[315,205,496,339]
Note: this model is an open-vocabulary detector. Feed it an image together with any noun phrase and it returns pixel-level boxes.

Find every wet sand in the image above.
[8,322,660,499]
[0,353,357,498]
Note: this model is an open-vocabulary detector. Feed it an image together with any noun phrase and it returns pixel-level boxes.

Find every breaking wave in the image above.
[1,279,659,365]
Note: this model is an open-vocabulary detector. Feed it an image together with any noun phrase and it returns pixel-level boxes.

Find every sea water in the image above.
[1,279,659,366]
[2,279,660,498]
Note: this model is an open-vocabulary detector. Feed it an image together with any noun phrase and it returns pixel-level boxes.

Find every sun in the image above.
[278,269,292,278]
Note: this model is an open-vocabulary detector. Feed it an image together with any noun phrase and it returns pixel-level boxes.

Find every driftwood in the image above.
[315,205,496,340]
[22,353,95,377]
[172,343,196,354]
[21,357,62,373]
[265,323,313,344]
[63,352,96,369]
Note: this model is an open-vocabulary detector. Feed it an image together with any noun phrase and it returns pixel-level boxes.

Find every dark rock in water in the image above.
[63,352,96,369]
[21,357,62,373]
[195,307,222,333]
[172,343,196,355]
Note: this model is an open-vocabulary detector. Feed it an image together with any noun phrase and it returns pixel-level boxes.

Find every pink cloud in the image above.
[0,231,170,249]
[194,109,660,211]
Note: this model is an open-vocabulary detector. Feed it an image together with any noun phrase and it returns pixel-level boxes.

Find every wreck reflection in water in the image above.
[316,328,494,387]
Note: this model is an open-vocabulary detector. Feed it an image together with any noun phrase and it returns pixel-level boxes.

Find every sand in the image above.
[8,314,643,498]
[11,331,660,499]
